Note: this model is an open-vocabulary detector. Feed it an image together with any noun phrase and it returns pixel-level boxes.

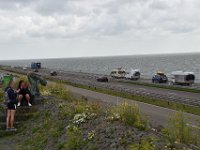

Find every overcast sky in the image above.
[0,0,200,60]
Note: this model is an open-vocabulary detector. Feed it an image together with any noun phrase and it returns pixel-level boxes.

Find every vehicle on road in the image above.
[125,69,141,80]
[0,73,3,84]
[152,71,168,83]
[23,67,28,71]
[34,69,39,72]
[110,68,126,79]
[31,62,42,69]
[169,71,195,86]
[50,71,57,76]
[97,76,108,82]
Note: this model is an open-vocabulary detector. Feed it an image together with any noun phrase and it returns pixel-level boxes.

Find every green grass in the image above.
[163,111,200,148]
[121,80,200,94]
[0,79,199,149]
[107,102,148,130]
[0,89,4,103]
[130,138,156,150]
[45,76,200,116]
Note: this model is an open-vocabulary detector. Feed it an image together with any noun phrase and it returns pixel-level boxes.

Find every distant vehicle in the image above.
[97,76,108,82]
[169,71,195,86]
[125,69,141,80]
[33,69,39,72]
[0,73,4,84]
[152,71,168,83]
[111,68,126,79]
[50,71,57,76]
[31,62,41,69]
[23,67,28,71]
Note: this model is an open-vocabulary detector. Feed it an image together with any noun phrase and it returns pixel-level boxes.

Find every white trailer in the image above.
[169,71,195,85]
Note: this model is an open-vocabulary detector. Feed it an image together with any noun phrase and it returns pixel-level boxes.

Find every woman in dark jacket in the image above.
[5,79,18,131]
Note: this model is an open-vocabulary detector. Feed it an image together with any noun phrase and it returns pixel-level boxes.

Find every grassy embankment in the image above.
[0,81,199,149]
[46,76,200,116]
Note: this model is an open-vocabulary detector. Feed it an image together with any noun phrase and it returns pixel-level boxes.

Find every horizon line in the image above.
[0,51,199,61]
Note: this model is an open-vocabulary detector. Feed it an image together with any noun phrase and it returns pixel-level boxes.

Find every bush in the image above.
[0,89,4,103]
[108,102,147,130]
[42,83,73,101]
[64,127,86,150]
[130,139,156,150]
[59,98,99,121]
[163,111,192,145]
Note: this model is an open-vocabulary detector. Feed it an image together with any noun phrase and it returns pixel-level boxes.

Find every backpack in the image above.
[4,88,11,105]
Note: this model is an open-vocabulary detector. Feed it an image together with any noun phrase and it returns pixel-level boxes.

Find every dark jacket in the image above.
[5,87,18,104]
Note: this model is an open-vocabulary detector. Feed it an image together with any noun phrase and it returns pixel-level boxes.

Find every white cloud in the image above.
[0,0,200,59]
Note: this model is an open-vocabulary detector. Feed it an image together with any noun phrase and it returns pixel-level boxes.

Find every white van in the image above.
[110,68,126,79]
[125,69,141,80]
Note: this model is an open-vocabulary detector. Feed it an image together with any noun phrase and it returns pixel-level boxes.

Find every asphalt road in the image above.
[110,81,200,106]
[65,84,200,128]
[53,73,200,107]
[2,67,200,107]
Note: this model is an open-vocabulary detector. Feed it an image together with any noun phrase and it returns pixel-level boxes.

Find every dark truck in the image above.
[31,62,41,69]
[31,62,41,72]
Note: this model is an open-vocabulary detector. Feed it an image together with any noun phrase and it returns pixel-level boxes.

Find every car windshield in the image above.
[157,73,164,76]
[118,71,125,74]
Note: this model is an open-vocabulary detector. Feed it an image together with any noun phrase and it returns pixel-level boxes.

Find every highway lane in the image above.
[51,73,200,106]
[110,81,200,105]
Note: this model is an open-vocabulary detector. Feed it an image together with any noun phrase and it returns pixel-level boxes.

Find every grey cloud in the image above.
[34,0,68,15]
[0,0,33,9]
[0,0,200,39]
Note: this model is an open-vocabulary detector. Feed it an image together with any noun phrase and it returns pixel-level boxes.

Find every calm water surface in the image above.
[0,53,200,82]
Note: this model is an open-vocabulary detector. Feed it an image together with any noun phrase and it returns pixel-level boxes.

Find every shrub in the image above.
[56,142,65,150]
[74,100,99,114]
[163,111,192,145]
[0,89,4,103]
[59,99,99,121]
[108,102,147,130]
[42,83,73,101]
[64,127,86,150]
[130,139,156,150]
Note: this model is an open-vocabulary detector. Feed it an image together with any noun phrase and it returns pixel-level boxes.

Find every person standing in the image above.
[5,79,19,131]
